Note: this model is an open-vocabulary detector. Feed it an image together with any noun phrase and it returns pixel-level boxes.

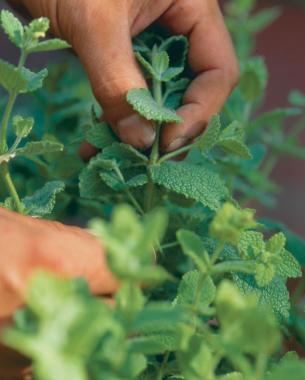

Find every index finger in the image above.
[160,0,240,152]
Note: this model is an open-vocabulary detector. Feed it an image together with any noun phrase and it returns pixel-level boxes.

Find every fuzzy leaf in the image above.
[175,271,216,308]
[239,58,268,101]
[152,50,170,78]
[135,52,156,78]
[84,121,117,149]
[218,121,252,159]
[152,161,228,211]
[16,141,64,157]
[28,17,49,38]
[27,38,70,53]
[196,115,221,152]
[233,274,290,320]
[159,35,188,68]
[13,116,34,138]
[162,67,184,82]
[79,154,115,199]
[177,230,208,271]
[23,181,65,217]
[20,67,48,93]
[1,10,24,47]
[127,88,182,123]
[0,59,27,93]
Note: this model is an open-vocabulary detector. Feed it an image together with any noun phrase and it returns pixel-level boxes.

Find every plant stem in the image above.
[113,166,144,215]
[158,143,193,164]
[0,92,18,154]
[211,260,256,276]
[144,78,163,211]
[0,163,23,213]
[156,351,170,380]
[0,49,28,212]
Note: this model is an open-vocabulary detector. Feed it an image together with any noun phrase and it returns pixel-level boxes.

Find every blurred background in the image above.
[1,0,305,235]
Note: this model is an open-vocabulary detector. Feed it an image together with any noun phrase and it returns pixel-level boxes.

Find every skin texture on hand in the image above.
[0,207,118,318]
[10,0,239,152]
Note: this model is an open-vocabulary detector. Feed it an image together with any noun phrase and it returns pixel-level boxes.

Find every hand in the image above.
[0,207,118,318]
[12,0,239,152]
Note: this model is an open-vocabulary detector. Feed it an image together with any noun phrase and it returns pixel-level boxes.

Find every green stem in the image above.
[156,351,170,380]
[158,143,193,164]
[113,166,144,215]
[211,260,256,276]
[0,163,23,213]
[144,78,163,211]
[0,92,18,154]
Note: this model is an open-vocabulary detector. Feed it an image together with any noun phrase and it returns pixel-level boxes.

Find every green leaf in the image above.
[152,50,170,78]
[27,38,70,53]
[210,204,257,245]
[90,205,169,284]
[267,355,305,380]
[177,230,208,271]
[79,153,115,199]
[135,52,156,78]
[162,67,184,82]
[152,161,228,211]
[100,172,147,191]
[178,336,215,380]
[233,274,290,320]
[248,8,281,33]
[84,120,117,149]
[216,281,281,355]
[159,35,188,68]
[131,303,186,334]
[239,58,268,101]
[127,88,183,123]
[217,121,252,159]
[28,17,49,38]
[102,143,148,164]
[0,59,27,93]
[20,67,48,93]
[23,181,65,217]
[1,10,24,47]
[289,90,305,107]
[250,108,301,130]
[13,115,34,138]
[16,141,64,157]
[175,271,216,309]
[195,114,221,153]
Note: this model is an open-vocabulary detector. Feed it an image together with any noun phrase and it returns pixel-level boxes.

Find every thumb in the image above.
[71,4,155,150]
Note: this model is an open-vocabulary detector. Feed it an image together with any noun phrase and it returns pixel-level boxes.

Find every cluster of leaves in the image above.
[0,10,70,216]
[1,1,305,379]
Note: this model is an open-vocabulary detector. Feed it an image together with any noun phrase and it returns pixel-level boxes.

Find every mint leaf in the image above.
[84,118,117,149]
[152,161,228,211]
[16,141,64,157]
[217,121,252,159]
[177,230,208,271]
[23,181,65,217]
[196,115,221,153]
[27,38,70,53]
[233,274,290,320]
[20,67,48,93]
[159,35,188,68]
[127,88,182,123]
[79,153,115,199]
[152,50,170,78]
[175,271,216,308]
[135,52,156,78]
[1,10,24,48]
[13,115,34,138]
[162,67,184,82]
[0,59,27,93]
[239,58,268,101]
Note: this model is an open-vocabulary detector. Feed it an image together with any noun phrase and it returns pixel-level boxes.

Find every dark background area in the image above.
[1,0,305,235]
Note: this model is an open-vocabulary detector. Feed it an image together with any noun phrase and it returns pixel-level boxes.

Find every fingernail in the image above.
[166,137,188,152]
[117,114,155,148]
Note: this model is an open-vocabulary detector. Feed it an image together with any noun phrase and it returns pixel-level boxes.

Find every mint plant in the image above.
[1,3,305,380]
[0,10,69,216]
